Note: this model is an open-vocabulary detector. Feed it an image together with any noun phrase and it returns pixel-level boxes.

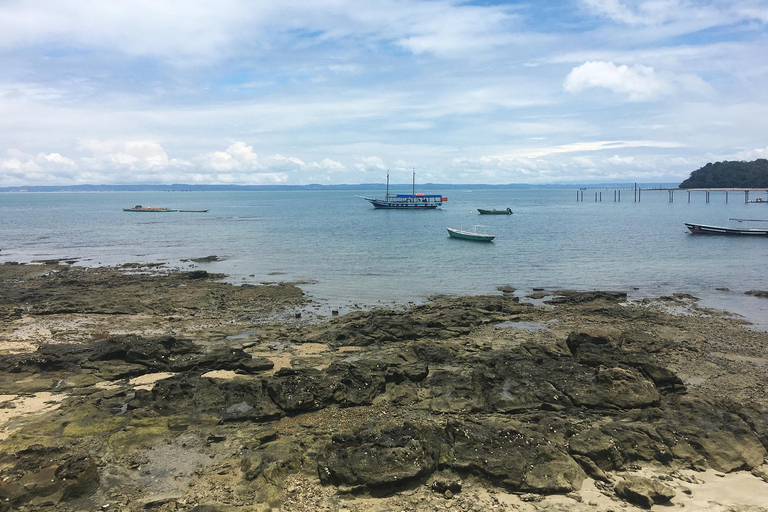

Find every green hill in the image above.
[679,159,768,188]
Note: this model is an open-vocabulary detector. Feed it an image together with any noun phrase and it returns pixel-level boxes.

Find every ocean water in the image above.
[1,188,767,326]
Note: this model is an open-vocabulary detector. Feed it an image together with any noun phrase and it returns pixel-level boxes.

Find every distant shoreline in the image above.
[0,182,679,193]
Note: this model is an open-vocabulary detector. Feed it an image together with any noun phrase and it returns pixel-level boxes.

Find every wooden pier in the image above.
[577,186,768,203]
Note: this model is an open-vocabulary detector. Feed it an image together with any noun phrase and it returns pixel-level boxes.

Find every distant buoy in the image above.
[469,211,472,214]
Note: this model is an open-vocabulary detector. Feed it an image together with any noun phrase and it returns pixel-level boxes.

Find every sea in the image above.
[1,187,767,329]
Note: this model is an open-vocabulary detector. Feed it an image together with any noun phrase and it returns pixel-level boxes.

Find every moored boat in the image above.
[685,221,768,236]
[477,208,512,215]
[447,225,495,242]
[358,170,446,209]
[123,205,178,212]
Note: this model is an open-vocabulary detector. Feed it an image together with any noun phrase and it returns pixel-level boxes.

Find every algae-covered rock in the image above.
[107,417,172,454]
[0,453,99,511]
[561,365,660,410]
[266,362,387,412]
[447,419,585,493]
[151,373,283,423]
[241,437,304,483]
[569,428,624,471]
[615,475,675,508]
[319,423,442,488]
[566,327,620,355]
[660,396,767,472]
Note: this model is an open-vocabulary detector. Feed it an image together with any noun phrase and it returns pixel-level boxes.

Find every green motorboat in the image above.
[446,225,496,242]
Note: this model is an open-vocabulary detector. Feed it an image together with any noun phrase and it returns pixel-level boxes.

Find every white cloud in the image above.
[78,139,170,170]
[355,156,387,172]
[42,153,75,165]
[395,4,515,57]
[310,158,346,171]
[0,0,520,63]
[564,61,671,101]
[200,142,260,172]
[582,0,648,25]
[0,82,63,102]
[607,155,636,164]
[0,140,354,186]
[581,0,768,28]
[489,140,683,160]
[734,146,768,160]
[450,150,691,183]
[1,152,40,173]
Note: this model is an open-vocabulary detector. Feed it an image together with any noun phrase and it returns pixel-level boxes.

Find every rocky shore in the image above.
[1,262,767,511]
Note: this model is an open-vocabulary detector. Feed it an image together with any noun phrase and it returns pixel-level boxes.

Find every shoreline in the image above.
[1,262,767,511]
[5,255,768,333]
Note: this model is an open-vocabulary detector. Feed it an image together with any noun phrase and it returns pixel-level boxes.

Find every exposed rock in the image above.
[566,327,620,354]
[0,454,99,510]
[614,475,675,508]
[152,374,283,423]
[569,428,624,471]
[319,423,442,488]
[1,264,767,511]
[561,365,660,410]
[428,469,462,494]
[447,419,586,493]
[242,437,305,483]
[659,397,767,472]
[547,291,628,304]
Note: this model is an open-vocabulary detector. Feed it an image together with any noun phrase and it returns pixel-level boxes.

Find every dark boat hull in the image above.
[123,208,178,212]
[446,227,495,241]
[370,200,439,209]
[685,222,768,236]
[477,208,512,215]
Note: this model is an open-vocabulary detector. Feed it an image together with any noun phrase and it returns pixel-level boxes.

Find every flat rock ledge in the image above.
[0,264,767,511]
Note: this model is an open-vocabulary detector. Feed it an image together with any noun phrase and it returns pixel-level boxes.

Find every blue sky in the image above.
[0,0,767,186]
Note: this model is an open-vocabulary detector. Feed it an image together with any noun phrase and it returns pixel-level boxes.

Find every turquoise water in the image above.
[1,188,767,324]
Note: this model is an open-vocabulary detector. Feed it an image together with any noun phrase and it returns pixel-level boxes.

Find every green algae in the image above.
[0,375,57,394]
[108,417,172,454]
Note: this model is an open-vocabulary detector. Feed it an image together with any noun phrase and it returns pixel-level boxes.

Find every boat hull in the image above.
[477,208,512,215]
[685,223,768,236]
[446,227,495,241]
[359,196,443,209]
[371,200,439,209]
[123,208,178,212]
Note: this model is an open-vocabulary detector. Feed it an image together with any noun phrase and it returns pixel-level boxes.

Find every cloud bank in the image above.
[0,0,766,185]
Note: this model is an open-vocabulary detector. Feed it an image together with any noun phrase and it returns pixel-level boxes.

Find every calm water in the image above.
[1,188,767,326]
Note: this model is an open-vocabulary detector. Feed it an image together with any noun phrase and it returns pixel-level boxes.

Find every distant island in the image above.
[679,159,768,188]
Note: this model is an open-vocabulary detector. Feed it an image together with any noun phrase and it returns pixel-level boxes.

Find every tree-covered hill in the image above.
[679,159,768,188]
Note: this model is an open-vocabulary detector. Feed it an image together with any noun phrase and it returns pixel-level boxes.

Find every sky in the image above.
[0,0,767,186]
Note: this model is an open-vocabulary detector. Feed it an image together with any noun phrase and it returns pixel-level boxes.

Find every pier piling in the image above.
[578,187,768,204]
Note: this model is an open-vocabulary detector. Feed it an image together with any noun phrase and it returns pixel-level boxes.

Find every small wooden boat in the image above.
[123,205,178,212]
[478,208,512,215]
[447,225,496,242]
[685,221,768,236]
[178,209,209,213]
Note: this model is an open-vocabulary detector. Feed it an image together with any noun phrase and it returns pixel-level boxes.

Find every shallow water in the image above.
[1,188,766,328]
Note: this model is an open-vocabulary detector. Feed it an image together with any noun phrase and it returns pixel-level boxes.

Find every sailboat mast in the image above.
[412,168,415,196]
[386,171,389,200]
